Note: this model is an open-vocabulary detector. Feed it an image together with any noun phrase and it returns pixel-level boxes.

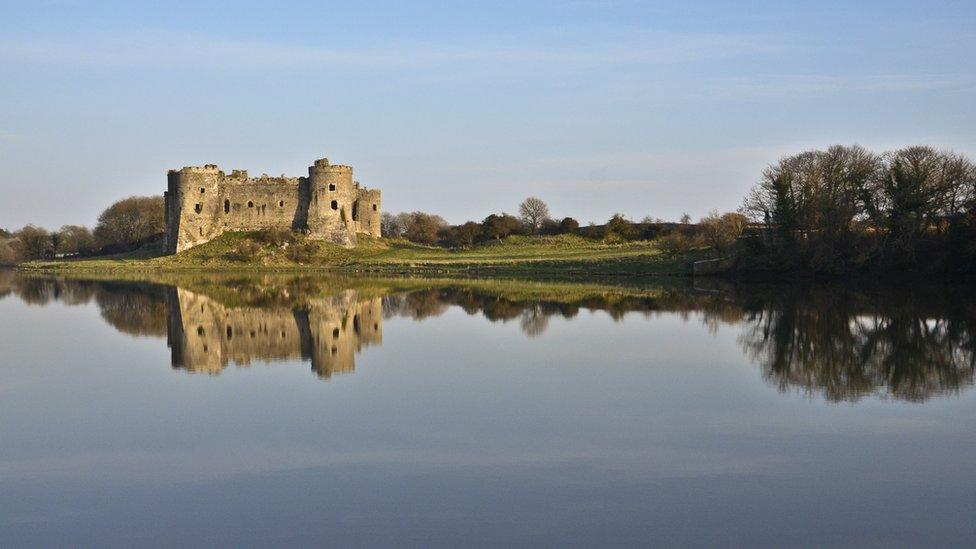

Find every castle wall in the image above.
[164,157,380,254]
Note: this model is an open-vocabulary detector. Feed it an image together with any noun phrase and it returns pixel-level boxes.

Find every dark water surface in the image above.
[2,271,975,547]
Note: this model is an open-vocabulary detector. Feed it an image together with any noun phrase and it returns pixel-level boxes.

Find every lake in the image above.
[2,271,975,547]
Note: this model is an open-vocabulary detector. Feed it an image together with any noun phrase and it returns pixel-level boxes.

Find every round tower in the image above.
[307,158,357,247]
[165,165,224,253]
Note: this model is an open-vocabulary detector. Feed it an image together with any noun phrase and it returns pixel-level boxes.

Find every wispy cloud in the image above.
[0,28,779,74]
[707,74,974,99]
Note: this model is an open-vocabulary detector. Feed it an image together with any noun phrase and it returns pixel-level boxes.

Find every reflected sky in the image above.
[2,271,976,547]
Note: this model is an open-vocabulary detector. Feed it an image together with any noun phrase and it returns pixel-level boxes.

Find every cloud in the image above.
[707,74,975,99]
[0,28,779,75]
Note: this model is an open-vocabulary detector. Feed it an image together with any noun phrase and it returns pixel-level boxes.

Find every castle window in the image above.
[331,200,338,210]
[226,326,233,340]
[372,204,377,211]
[332,328,339,338]
[194,203,202,213]
[279,200,284,207]
[224,200,230,214]
[247,201,254,208]
[200,187,205,194]
[329,184,336,191]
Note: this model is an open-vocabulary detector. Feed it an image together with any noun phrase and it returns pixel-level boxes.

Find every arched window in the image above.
[329,184,336,191]
[279,200,284,207]
[224,200,230,214]
[200,187,206,194]
[194,203,202,213]
[372,204,377,211]
[247,201,254,208]
[331,200,338,210]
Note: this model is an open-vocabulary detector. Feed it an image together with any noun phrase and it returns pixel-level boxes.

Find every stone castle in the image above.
[164,157,381,253]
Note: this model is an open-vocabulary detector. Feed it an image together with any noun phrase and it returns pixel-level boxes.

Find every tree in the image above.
[453,221,483,248]
[657,232,692,258]
[401,212,447,245]
[380,212,404,238]
[0,239,18,265]
[94,195,165,250]
[605,214,637,240]
[699,211,747,254]
[482,214,524,241]
[14,225,53,260]
[518,197,550,232]
[680,213,692,224]
[54,225,96,256]
[558,217,580,234]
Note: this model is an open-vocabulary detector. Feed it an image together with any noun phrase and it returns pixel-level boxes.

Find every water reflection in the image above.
[3,272,974,400]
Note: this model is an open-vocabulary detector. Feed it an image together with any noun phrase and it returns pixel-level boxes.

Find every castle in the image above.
[164,157,381,253]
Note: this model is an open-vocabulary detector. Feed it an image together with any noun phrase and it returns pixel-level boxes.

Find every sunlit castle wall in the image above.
[163,157,381,254]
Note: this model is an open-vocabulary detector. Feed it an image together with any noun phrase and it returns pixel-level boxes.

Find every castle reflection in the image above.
[3,272,974,400]
[167,287,382,378]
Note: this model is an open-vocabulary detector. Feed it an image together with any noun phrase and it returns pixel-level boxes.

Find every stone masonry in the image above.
[164,157,381,253]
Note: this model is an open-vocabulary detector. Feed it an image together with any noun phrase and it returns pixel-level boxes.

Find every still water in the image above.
[1,271,975,547]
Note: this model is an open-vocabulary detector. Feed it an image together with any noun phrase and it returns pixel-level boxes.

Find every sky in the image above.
[1,0,974,229]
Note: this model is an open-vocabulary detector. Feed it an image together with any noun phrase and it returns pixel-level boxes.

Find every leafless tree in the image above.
[518,197,551,232]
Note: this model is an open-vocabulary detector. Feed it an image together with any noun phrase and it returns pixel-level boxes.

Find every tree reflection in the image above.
[738,284,976,401]
[6,274,975,400]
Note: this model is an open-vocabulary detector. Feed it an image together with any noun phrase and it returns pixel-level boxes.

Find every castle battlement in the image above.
[164,156,382,254]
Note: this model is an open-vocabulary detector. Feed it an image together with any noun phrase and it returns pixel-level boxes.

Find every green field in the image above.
[21,232,700,279]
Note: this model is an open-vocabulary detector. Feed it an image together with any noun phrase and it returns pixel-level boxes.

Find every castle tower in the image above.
[165,165,224,253]
[306,158,357,247]
[355,187,382,238]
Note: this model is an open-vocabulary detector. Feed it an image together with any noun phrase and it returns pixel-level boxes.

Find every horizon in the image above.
[2,0,975,230]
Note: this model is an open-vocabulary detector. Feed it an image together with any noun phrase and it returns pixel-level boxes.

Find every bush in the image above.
[658,232,693,258]
[558,217,580,234]
[605,214,638,240]
[286,241,318,263]
[699,211,747,254]
[481,214,524,241]
[233,239,262,261]
[255,227,296,247]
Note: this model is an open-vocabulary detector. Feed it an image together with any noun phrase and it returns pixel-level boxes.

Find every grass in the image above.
[20,232,703,279]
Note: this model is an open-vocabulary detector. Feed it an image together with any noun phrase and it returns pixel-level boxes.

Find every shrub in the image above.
[658,232,692,258]
[699,211,747,254]
[286,241,318,263]
[234,239,262,261]
[481,214,524,241]
[605,214,638,240]
[255,227,296,247]
[558,217,580,234]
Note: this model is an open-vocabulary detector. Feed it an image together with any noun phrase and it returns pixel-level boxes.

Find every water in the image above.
[2,271,975,547]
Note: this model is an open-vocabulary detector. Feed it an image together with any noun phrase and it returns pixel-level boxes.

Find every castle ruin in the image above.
[164,157,381,253]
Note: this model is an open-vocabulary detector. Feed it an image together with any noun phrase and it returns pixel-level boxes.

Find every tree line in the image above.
[379,197,738,253]
[0,196,165,265]
[740,145,976,273]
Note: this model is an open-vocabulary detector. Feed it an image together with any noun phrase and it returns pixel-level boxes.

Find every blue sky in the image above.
[1,0,974,228]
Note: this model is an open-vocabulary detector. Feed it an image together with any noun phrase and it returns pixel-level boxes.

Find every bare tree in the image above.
[518,197,551,232]
[55,225,96,256]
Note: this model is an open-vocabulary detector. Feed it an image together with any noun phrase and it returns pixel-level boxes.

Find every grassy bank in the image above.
[20,232,698,279]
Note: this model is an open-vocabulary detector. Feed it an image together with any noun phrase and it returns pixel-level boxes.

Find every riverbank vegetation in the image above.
[737,145,976,275]
[6,144,974,278]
